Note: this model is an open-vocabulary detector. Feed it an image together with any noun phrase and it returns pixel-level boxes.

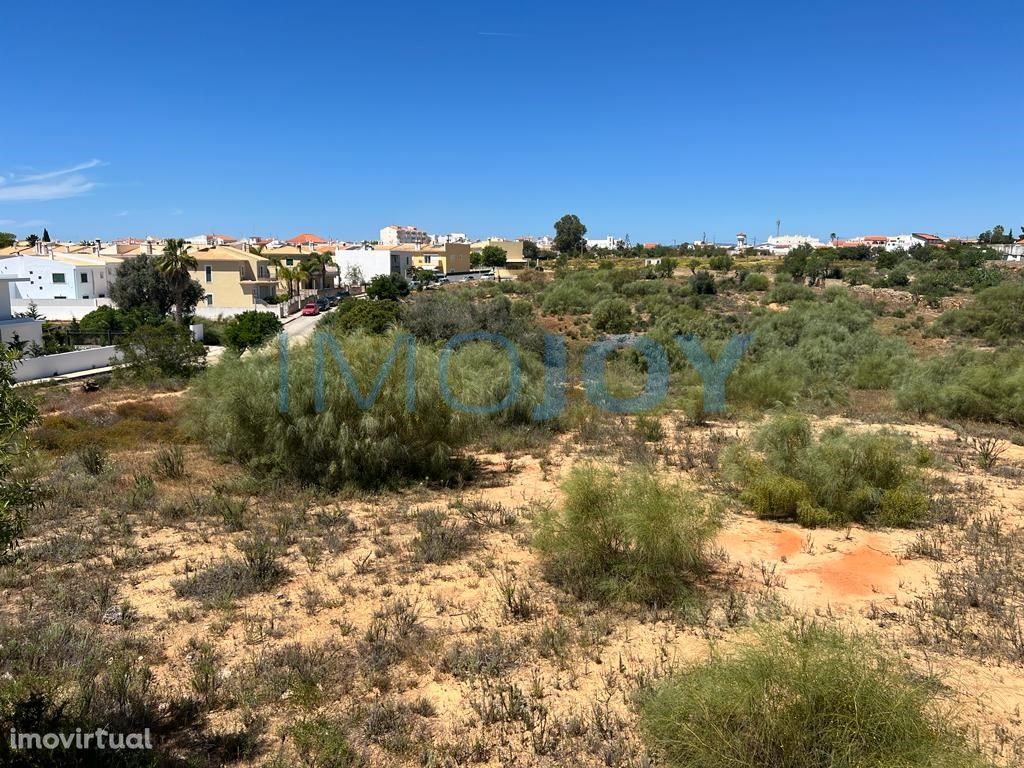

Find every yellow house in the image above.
[400,242,471,275]
[189,247,278,309]
[471,238,528,268]
[260,244,337,293]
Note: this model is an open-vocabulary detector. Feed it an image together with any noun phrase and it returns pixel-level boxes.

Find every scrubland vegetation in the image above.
[2,243,1023,766]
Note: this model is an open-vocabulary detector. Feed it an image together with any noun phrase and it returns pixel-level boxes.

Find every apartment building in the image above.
[431,232,469,245]
[380,225,430,247]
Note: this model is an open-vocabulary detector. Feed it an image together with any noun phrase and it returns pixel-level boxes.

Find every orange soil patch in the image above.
[811,545,899,597]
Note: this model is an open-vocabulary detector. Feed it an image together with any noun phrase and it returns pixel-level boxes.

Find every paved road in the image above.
[281,309,326,344]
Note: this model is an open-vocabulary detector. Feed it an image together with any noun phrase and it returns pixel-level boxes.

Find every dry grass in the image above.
[3,357,1024,767]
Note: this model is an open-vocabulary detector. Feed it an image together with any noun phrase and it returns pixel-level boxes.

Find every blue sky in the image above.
[1,0,1020,244]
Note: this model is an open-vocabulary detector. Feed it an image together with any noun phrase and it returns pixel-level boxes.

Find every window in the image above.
[205,295,213,306]
[52,273,66,284]
[286,258,294,266]
[205,265,213,283]
[81,273,89,283]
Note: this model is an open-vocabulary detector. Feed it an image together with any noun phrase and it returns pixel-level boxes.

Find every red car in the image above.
[301,301,320,316]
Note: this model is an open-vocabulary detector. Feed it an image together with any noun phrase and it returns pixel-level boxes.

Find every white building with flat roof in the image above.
[0,277,43,347]
[764,234,825,256]
[334,245,412,284]
[0,252,116,300]
[586,236,620,250]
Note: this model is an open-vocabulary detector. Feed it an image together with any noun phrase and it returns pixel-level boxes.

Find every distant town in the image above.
[3,222,1022,328]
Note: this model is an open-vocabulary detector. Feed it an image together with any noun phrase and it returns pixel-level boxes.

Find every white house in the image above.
[885,233,945,252]
[0,252,117,300]
[586,236,620,250]
[764,235,825,256]
[334,245,412,284]
[0,278,43,348]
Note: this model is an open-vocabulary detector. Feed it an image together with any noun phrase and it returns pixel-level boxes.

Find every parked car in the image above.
[301,301,320,316]
[316,298,330,312]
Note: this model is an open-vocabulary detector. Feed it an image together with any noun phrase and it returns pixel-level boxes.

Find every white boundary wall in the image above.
[13,347,121,383]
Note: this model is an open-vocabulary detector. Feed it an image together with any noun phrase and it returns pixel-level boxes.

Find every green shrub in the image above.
[638,623,992,768]
[932,284,1024,344]
[591,297,634,334]
[896,347,1024,426]
[0,350,37,560]
[322,299,401,335]
[365,274,410,300]
[533,465,721,604]
[222,310,283,353]
[540,272,612,314]
[688,270,716,295]
[75,444,108,476]
[401,292,543,353]
[740,272,770,292]
[731,292,914,409]
[116,322,206,381]
[186,330,542,489]
[152,445,186,479]
[724,413,930,527]
[765,281,815,304]
[286,716,362,767]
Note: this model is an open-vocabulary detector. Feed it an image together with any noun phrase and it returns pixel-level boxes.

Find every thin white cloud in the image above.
[0,160,103,201]
[0,218,47,229]
[18,159,103,183]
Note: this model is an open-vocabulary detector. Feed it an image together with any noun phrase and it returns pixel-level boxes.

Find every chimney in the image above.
[94,239,101,258]
[145,238,154,256]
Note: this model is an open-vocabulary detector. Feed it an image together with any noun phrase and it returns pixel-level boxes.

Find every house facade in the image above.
[403,242,472,275]
[0,277,43,347]
[380,225,430,247]
[335,245,412,284]
[470,239,527,269]
[0,253,109,300]
[187,247,279,311]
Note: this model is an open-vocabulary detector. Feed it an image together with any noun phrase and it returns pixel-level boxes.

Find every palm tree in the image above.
[294,261,313,296]
[307,251,335,291]
[155,238,198,324]
[276,265,297,299]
